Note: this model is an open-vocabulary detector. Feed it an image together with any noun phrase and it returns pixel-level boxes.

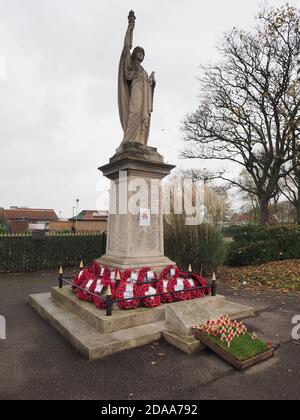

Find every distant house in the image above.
[49,210,108,233]
[69,210,108,232]
[226,212,253,225]
[3,207,58,233]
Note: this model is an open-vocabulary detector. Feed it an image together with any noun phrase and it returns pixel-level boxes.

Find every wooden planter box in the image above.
[195,330,274,371]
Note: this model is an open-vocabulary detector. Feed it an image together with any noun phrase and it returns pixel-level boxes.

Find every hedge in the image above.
[0,232,106,273]
[225,225,300,266]
[223,225,245,237]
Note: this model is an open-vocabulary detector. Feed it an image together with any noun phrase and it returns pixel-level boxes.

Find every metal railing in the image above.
[58,271,217,317]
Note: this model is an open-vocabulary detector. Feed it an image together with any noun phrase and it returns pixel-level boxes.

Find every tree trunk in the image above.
[259,198,270,225]
[297,195,300,225]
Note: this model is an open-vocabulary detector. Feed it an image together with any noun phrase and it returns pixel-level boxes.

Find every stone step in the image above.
[162,331,205,355]
[29,292,165,361]
[165,295,255,337]
[51,286,165,334]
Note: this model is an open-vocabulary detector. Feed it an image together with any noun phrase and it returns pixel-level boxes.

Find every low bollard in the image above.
[106,285,113,316]
[211,272,217,297]
[59,266,63,289]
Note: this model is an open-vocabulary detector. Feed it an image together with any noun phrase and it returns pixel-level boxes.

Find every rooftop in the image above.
[69,210,109,222]
[4,207,58,221]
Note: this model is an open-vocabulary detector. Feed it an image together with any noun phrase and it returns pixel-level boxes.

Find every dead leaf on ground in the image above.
[220,260,300,294]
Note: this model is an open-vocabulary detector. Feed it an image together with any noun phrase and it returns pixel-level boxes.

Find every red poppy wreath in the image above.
[72,261,101,291]
[116,269,143,310]
[93,268,118,309]
[156,265,181,303]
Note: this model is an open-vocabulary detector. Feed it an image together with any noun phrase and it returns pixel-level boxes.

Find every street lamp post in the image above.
[75,199,79,232]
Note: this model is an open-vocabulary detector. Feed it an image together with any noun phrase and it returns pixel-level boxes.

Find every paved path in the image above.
[0,271,299,400]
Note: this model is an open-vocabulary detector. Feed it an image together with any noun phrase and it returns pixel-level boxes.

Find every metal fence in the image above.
[59,272,217,317]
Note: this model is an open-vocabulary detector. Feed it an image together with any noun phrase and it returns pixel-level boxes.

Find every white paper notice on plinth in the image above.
[139,208,151,226]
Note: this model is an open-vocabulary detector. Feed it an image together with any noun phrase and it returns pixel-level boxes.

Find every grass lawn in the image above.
[203,332,269,362]
[220,259,300,291]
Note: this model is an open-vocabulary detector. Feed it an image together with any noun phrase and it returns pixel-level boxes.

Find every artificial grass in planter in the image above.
[202,332,269,362]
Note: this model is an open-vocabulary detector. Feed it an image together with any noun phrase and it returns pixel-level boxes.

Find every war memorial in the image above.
[30,11,253,361]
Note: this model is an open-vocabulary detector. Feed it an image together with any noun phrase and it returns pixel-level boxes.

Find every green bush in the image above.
[164,216,226,275]
[225,225,300,266]
[0,223,8,234]
[0,233,106,273]
[223,225,245,237]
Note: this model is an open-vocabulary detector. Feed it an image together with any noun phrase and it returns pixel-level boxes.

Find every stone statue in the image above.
[118,11,156,146]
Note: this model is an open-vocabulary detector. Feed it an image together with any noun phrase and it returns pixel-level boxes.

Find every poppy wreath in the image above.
[137,267,158,285]
[159,265,181,281]
[119,269,134,283]
[93,268,117,310]
[156,277,176,303]
[157,265,181,303]
[75,261,102,302]
[76,274,97,302]
[191,273,210,296]
[115,282,142,310]
[72,268,88,291]
[120,269,144,293]
[180,272,207,299]
[140,283,161,308]
[72,261,101,291]
[170,277,193,301]
[107,268,121,289]
[116,269,143,310]
[84,260,102,279]
[135,267,160,307]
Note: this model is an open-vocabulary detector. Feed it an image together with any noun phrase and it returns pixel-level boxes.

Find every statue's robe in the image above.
[118,48,154,146]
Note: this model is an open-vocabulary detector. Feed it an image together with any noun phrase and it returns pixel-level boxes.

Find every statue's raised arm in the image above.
[118,11,155,147]
[123,10,135,51]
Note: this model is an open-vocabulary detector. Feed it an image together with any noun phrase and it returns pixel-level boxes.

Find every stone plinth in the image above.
[97,143,175,273]
[30,287,255,360]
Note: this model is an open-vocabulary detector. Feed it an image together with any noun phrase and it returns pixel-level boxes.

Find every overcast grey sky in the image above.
[0,0,297,218]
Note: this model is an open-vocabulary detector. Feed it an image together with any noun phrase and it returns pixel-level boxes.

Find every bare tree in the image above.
[279,151,300,223]
[270,200,296,223]
[182,4,300,224]
[237,170,260,221]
